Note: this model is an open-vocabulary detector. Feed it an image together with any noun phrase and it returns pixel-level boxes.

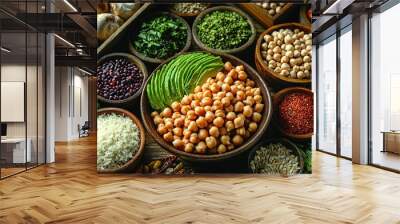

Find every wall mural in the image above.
[96,2,313,175]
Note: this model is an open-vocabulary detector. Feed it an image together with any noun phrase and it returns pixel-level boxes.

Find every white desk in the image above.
[1,138,31,163]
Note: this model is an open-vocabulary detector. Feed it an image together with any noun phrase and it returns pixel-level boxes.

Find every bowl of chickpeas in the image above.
[255,23,312,86]
[140,52,273,162]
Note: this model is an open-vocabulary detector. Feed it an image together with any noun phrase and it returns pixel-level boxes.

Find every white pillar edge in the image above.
[352,14,369,164]
[46,33,55,163]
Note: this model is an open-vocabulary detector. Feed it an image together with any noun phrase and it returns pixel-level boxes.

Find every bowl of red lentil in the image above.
[273,87,313,141]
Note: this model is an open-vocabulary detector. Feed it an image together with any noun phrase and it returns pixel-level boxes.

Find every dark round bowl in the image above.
[128,11,192,64]
[255,23,312,86]
[97,53,148,106]
[97,107,146,173]
[248,138,304,174]
[140,51,273,162]
[192,6,257,55]
[169,3,210,18]
[273,87,313,141]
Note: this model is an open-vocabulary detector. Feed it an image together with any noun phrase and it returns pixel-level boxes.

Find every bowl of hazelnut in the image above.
[255,23,312,86]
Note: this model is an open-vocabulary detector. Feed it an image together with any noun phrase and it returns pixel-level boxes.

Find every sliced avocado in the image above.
[147,76,156,110]
[185,53,217,93]
[152,71,163,110]
[147,53,224,110]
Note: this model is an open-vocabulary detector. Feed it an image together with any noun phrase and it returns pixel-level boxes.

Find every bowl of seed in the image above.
[192,6,256,55]
[97,53,148,106]
[248,138,303,176]
[273,87,313,141]
[170,3,209,17]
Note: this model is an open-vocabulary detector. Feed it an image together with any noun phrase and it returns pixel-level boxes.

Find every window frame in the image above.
[0,1,48,180]
[315,22,353,161]
[367,1,400,173]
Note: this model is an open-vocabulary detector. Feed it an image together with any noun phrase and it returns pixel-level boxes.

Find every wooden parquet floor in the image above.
[1,135,400,224]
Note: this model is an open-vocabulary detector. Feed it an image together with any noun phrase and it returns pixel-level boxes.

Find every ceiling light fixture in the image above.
[63,0,78,12]
[1,47,11,53]
[322,0,355,15]
[75,48,87,56]
[78,67,93,76]
[54,34,75,48]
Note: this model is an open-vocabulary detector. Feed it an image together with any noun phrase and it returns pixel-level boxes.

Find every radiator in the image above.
[382,132,400,154]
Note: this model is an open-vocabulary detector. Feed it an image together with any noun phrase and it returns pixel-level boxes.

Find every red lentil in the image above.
[278,92,313,135]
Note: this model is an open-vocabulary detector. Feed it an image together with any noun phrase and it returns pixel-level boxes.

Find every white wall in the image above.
[1,65,26,139]
[1,65,40,138]
[1,82,25,122]
[1,63,46,164]
[72,73,89,138]
[54,66,89,141]
[55,66,69,141]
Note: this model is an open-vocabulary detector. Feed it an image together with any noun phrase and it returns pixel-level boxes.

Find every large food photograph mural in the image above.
[96,2,313,175]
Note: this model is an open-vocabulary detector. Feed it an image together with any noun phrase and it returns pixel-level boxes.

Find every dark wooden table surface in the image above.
[98,3,310,173]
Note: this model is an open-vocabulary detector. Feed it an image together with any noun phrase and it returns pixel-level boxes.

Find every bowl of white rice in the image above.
[97,107,145,173]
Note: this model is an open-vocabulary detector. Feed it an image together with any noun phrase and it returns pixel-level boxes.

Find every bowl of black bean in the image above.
[97,53,148,106]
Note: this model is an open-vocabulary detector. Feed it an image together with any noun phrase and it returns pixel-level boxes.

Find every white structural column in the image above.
[352,14,369,164]
[46,32,55,163]
[45,0,56,164]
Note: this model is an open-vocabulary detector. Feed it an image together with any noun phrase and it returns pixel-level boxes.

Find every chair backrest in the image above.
[82,121,90,129]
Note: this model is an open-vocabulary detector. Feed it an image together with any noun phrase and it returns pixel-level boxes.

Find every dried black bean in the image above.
[97,57,144,101]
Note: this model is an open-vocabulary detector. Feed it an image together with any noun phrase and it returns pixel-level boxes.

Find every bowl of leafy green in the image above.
[129,12,191,64]
[192,6,256,55]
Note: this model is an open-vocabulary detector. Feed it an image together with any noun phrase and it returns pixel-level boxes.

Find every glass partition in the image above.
[38,32,45,165]
[0,31,28,177]
[370,3,400,171]
[317,35,337,154]
[339,26,352,158]
[27,31,38,169]
[0,1,46,179]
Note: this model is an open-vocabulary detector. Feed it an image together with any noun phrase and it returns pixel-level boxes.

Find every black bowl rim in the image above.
[97,52,148,105]
[192,6,257,55]
[140,51,273,161]
[128,11,192,64]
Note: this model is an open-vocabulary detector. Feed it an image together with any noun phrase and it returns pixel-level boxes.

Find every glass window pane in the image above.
[371,3,400,171]
[27,31,38,169]
[1,0,46,179]
[38,33,45,165]
[312,45,317,150]
[1,31,27,177]
[317,36,337,154]
[339,27,352,158]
